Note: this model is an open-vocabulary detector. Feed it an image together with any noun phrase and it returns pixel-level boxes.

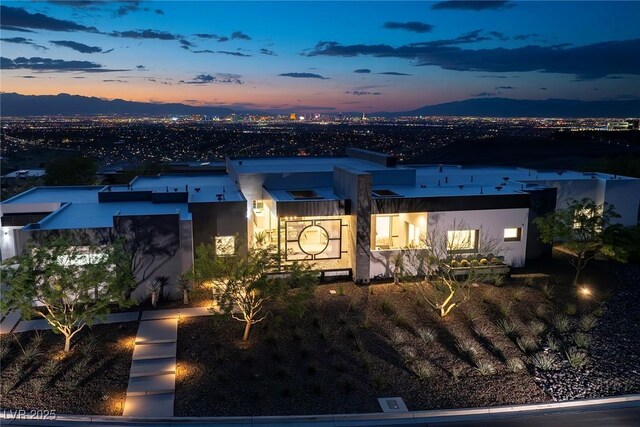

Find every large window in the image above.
[284,218,343,261]
[372,213,427,250]
[447,229,478,253]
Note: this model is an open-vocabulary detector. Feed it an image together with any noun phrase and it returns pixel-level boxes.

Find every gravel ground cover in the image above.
[0,322,137,415]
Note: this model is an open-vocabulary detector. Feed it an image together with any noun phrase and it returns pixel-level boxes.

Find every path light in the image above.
[579,287,591,297]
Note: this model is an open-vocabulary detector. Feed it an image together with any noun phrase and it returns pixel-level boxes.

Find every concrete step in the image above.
[130,358,176,378]
[132,342,177,360]
[126,373,175,396]
[135,319,177,344]
[122,392,175,417]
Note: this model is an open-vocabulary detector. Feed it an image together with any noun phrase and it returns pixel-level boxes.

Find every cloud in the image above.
[50,40,102,53]
[1,56,126,72]
[0,5,99,32]
[379,71,411,76]
[353,68,371,73]
[1,37,47,50]
[488,31,508,41]
[231,31,251,40]
[110,29,178,40]
[217,51,251,57]
[478,74,508,78]
[431,1,513,11]
[136,64,146,70]
[538,87,548,90]
[278,72,329,79]
[179,39,196,48]
[194,33,229,42]
[344,91,382,96]
[495,85,515,89]
[155,9,164,15]
[192,49,215,54]
[383,21,433,33]
[102,79,128,83]
[472,91,498,97]
[260,48,276,56]
[305,38,640,79]
[179,73,243,85]
[514,33,538,41]
[1,25,36,33]
[19,75,38,78]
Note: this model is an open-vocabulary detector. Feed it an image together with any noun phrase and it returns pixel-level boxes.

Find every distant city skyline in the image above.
[1,1,639,112]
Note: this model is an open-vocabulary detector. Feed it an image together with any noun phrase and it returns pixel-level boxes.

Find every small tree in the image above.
[534,198,620,287]
[148,275,168,308]
[193,234,317,342]
[405,221,503,318]
[176,273,191,305]
[1,238,134,352]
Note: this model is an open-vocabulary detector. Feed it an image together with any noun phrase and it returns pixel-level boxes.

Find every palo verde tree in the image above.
[193,234,317,342]
[534,198,620,287]
[404,221,503,318]
[1,237,135,352]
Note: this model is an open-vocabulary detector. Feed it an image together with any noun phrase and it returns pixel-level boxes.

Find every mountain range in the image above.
[1,92,638,118]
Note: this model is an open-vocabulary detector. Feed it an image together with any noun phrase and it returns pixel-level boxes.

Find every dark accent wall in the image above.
[114,214,182,302]
[189,201,248,250]
[333,166,371,283]
[346,148,397,167]
[1,212,52,227]
[372,193,530,214]
[525,187,557,260]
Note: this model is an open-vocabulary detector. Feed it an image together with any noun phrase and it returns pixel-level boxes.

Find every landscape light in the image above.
[579,287,591,297]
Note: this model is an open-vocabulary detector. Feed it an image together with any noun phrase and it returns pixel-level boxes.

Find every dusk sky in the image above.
[1,1,639,112]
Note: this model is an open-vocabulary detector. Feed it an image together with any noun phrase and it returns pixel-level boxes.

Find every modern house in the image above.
[2,148,639,300]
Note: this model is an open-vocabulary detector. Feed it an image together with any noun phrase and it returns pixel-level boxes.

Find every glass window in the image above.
[215,236,235,256]
[447,230,477,252]
[504,227,522,241]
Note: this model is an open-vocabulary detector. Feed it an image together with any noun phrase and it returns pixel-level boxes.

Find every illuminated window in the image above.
[215,236,235,256]
[504,227,522,242]
[447,230,478,253]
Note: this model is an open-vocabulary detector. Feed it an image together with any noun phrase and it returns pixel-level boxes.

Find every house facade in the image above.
[2,148,639,299]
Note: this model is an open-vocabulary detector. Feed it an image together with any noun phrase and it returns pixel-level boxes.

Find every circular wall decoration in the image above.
[298,225,329,255]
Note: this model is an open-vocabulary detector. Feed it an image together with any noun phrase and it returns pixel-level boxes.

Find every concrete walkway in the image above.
[123,318,178,417]
[6,305,219,334]
[0,310,22,334]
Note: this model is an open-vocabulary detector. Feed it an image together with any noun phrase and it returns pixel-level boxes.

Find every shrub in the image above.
[534,304,549,320]
[400,346,417,365]
[42,359,61,377]
[470,260,480,267]
[506,357,525,372]
[449,365,464,381]
[545,335,560,351]
[80,335,99,358]
[516,336,539,354]
[472,323,492,338]
[372,374,389,390]
[593,307,604,318]
[390,330,405,346]
[360,353,373,373]
[480,258,488,265]
[380,299,395,316]
[572,332,591,349]
[455,339,478,362]
[411,360,434,380]
[496,319,520,339]
[513,288,525,301]
[579,315,597,331]
[565,303,577,316]
[541,284,554,300]
[530,352,557,371]
[0,342,10,360]
[32,377,48,394]
[490,257,500,264]
[19,343,43,366]
[551,314,572,333]
[450,260,459,267]
[528,320,547,336]
[498,302,512,318]
[460,260,470,267]
[474,360,496,376]
[417,327,437,343]
[492,275,505,287]
[565,347,588,368]
[392,313,413,333]
[353,337,365,353]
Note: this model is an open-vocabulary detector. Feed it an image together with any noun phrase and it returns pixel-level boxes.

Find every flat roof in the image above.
[33,201,191,230]
[267,187,341,202]
[230,156,402,174]
[2,186,104,205]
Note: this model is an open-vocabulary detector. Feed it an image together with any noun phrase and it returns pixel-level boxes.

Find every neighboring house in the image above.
[2,148,639,298]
